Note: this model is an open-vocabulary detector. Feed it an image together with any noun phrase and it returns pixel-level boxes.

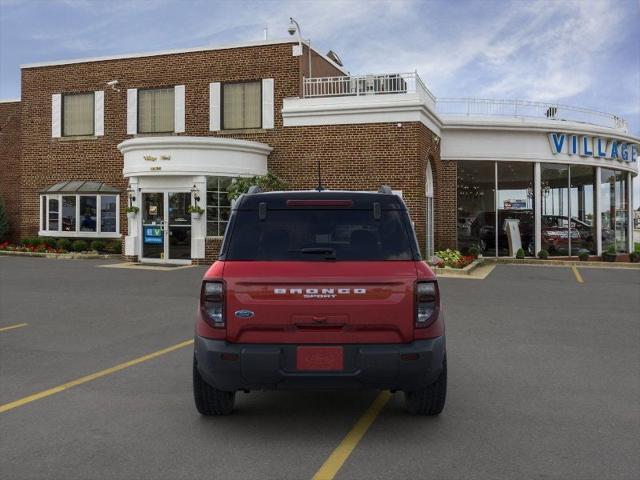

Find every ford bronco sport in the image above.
[193,187,446,415]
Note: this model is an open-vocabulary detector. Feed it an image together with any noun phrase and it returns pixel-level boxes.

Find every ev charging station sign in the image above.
[548,132,638,163]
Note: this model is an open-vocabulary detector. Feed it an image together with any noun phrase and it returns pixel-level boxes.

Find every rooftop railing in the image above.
[436,98,628,131]
[303,72,436,104]
[301,74,627,131]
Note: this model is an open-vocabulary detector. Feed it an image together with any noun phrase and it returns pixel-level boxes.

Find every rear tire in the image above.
[404,355,447,415]
[193,355,236,415]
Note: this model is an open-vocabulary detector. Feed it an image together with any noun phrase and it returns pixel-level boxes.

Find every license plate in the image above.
[296,346,344,371]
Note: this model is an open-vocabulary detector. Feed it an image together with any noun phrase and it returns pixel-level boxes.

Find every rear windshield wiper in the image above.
[289,247,337,259]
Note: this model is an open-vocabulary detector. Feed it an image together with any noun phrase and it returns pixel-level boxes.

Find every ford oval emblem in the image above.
[234,310,255,318]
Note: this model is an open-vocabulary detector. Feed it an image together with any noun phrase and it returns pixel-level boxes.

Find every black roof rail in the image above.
[247,185,263,195]
[377,185,393,195]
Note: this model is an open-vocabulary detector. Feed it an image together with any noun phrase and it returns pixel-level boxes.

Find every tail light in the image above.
[201,281,225,328]
[415,281,439,328]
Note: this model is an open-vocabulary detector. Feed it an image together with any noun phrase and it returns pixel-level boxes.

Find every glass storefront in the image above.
[569,165,596,254]
[458,161,630,257]
[497,163,534,256]
[541,164,569,255]
[601,169,629,253]
[457,161,534,256]
[457,161,496,256]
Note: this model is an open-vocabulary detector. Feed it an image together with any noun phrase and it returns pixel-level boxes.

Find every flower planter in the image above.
[603,253,618,262]
[191,212,202,221]
[127,212,137,222]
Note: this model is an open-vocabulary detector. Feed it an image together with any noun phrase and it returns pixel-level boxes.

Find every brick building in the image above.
[0,38,638,263]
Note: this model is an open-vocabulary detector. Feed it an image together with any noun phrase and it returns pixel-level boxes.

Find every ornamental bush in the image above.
[515,248,525,259]
[107,240,122,254]
[578,251,590,261]
[72,240,88,252]
[468,246,480,259]
[57,238,72,251]
[90,240,106,252]
[537,249,549,260]
[39,237,57,249]
[227,172,287,201]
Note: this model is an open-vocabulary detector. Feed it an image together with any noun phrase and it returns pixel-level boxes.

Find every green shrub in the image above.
[537,249,549,260]
[606,244,617,255]
[107,240,122,254]
[227,172,287,201]
[21,237,36,247]
[38,237,57,249]
[578,251,590,261]
[90,240,106,252]
[57,238,72,251]
[71,240,88,252]
[468,246,480,258]
[629,252,640,263]
[515,248,525,259]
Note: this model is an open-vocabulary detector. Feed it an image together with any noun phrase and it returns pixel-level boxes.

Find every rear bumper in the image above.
[194,335,445,392]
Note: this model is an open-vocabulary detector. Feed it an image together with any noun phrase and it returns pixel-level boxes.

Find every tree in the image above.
[0,197,9,242]
[226,172,287,202]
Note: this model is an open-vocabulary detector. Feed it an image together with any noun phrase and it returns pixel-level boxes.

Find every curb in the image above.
[432,259,484,276]
[0,250,120,260]
[490,258,640,269]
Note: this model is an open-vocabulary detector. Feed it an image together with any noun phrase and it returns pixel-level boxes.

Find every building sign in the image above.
[548,133,638,163]
[143,226,163,244]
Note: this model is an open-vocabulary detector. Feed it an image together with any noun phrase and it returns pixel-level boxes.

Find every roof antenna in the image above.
[316,159,324,192]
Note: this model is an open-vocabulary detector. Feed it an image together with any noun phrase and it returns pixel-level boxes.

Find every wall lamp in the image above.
[126,187,136,206]
[191,185,201,204]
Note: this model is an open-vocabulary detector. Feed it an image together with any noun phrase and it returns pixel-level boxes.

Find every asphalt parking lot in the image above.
[1,257,639,480]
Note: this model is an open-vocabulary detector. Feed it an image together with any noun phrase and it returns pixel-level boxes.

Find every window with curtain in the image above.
[63,92,94,136]
[138,88,175,133]
[222,81,261,129]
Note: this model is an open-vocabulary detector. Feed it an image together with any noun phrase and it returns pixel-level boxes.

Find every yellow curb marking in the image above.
[312,391,391,480]
[0,339,194,414]
[0,323,28,333]
[571,265,584,283]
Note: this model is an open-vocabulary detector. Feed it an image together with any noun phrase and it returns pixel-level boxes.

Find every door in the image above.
[167,192,191,261]
[141,192,191,263]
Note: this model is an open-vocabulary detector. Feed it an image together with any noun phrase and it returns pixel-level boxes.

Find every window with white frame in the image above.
[40,193,120,237]
[222,81,261,130]
[138,87,175,133]
[62,92,95,136]
[206,177,233,236]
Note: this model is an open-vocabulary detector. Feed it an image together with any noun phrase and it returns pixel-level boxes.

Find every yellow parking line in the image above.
[0,339,193,414]
[0,323,28,333]
[571,265,584,283]
[312,391,391,480]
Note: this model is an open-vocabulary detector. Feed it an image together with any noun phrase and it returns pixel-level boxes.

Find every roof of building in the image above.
[41,181,120,194]
[19,38,348,74]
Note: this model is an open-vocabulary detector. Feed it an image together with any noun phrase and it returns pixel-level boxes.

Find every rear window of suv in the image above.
[224,208,418,261]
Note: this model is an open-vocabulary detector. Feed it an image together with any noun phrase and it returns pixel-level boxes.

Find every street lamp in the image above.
[288,17,311,77]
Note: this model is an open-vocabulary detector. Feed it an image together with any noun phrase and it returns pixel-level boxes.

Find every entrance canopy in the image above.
[118,136,271,178]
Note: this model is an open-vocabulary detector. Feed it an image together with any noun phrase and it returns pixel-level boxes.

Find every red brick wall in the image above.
[16,41,448,263]
[0,101,22,242]
[418,124,456,251]
[18,42,306,241]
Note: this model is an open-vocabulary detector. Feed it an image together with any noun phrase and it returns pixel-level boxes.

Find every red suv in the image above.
[193,187,446,415]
